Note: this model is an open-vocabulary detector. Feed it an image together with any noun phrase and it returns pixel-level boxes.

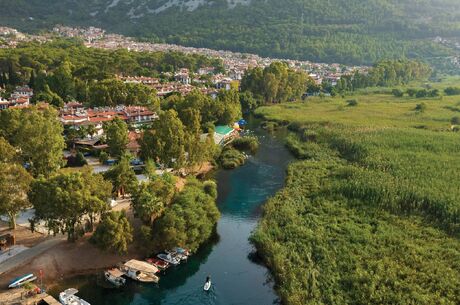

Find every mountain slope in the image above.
[0,0,459,64]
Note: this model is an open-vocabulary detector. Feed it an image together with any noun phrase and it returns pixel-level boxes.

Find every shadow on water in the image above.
[51,116,293,305]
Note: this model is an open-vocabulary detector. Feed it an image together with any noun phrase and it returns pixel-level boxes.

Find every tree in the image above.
[140,109,187,169]
[132,184,164,225]
[0,136,16,163]
[240,91,259,113]
[216,89,242,125]
[150,178,220,252]
[103,155,137,198]
[48,60,75,101]
[0,106,65,177]
[132,173,176,225]
[29,169,111,241]
[0,163,33,229]
[34,84,64,108]
[104,117,129,159]
[91,211,133,254]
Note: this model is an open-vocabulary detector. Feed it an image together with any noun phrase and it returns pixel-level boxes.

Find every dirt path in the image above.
[0,234,143,291]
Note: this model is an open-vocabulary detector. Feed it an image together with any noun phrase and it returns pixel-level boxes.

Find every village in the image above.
[1,25,370,88]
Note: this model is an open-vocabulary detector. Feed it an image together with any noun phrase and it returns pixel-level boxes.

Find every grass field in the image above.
[255,94,460,130]
[252,88,460,305]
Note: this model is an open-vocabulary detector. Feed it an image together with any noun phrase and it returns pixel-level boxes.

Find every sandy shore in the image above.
[0,233,143,291]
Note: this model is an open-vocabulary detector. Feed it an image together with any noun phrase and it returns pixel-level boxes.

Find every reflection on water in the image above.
[51,119,293,305]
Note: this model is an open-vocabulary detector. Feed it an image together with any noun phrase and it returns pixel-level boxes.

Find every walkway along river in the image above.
[51,121,293,305]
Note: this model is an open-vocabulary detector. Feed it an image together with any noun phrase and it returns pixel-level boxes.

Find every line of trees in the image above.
[336,60,432,92]
[241,62,315,105]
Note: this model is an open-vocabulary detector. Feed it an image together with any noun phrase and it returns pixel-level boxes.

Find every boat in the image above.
[120,259,159,283]
[146,257,169,270]
[59,288,91,305]
[157,253,181,266]
[8,273,37,289]
[204,276,212,291]
[104,268,126,288]
[167,247,190,261]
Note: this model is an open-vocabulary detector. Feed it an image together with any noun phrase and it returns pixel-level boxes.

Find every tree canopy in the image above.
[0,106,65,177]
[29,168,112,241]
[91,210,133,254]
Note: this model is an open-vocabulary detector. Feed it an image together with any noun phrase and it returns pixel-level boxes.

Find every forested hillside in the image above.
[0,0,459,64]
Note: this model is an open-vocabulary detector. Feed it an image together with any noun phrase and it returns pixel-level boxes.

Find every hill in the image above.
[0,0,460,65]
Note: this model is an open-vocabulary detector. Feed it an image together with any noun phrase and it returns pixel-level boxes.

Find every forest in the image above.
[0,0,459,66]
[252,88,460,304]
[0,39,222,106]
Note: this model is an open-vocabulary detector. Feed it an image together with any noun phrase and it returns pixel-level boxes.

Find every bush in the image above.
[203,180,218,199]
[416,89,428,98]
[99,151,109,164]
[219,147,246,169]
[392,89,404,97]
[415,103,427,112]
[232,136,259,154]
[346,99,358,106]
[444,87,460,96]
[451,116,460,125]
[66,152,88,167]
[407,88,417,97]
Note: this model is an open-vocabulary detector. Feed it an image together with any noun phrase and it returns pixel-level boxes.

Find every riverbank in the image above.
[252,97,460,304]
[0,233,143,291]
[39,121,292,305]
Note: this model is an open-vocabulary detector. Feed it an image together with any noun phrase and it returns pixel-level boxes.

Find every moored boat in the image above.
[157,253,181,266]
[59,288,91,305]
[104,268,126,288]
[120,259,159,283]
[146,257,169,270]
[8,273,37,289]
[166,247,190,261]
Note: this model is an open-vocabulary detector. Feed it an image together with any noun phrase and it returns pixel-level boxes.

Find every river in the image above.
[52,121,293,305]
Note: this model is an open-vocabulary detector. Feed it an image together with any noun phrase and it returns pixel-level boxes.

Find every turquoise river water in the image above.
[51,122,293,305]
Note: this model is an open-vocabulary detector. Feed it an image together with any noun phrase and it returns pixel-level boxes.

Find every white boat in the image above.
[59,288,91,305]
[166,248,189,261]
[104,268,126,287]
[157,253,181,266]
[204,276,212,291]
[120,259,159,283]
[8,273,37,289]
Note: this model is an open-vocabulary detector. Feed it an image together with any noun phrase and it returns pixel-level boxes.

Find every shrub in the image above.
[407,88,417,97]
[451,116,460,125]
[99,151,109,164]
[346,99,358,106]
[444,87,460,96]
[392,89,404,97]
[219,147,246,169]
[232,136,259,154]
[203,180,218,199]
[416,89,428,98]
[415,103,427,112]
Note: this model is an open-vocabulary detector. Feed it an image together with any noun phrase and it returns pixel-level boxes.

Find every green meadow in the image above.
[252,88,460,305]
